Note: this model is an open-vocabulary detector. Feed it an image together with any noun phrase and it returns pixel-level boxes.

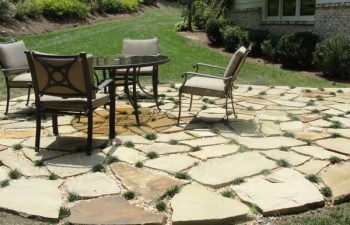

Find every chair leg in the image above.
[230,90,237,118]
[87,110,93,156]
[52,113,59,136]
[5,87,10,115]
[26,87,31,106]
[225,95,229,122]
[177,91,182,126]
[188,94,193,112]
[35,108,42,152]
[109,83,116,140]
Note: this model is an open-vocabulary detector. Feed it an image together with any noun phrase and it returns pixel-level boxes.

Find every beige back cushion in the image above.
[31,53,95,98]
[223,46,247,79]
[122,38,159,56]
[0,40,28,69]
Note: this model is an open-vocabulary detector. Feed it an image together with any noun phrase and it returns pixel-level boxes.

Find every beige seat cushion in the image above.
[40,93,109,112]
[116,66,154,75]
[223,46,247,79]
[181,76,226,98]
[0,41,28,69]
[8,73,32,88]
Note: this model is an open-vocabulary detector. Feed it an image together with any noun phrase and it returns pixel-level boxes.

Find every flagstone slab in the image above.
[69,195,165,225]
[103,146,147,164]
[171,184,250,225]
[236,101,266,110]
[0,129,35,139]
[273,100,306,108]
[293,131,331,141]
[260,121,281,136]
[185,129,217,138]
[144,154,199,173]
[0,179,62,219]
[45,152,105,178]
[329,104,350,112]
[0,145,6,151]
[308,119,333,128]
[0,138,23,147]
[135,143,190,155]
[110,163,186,202]
[189,144,240,160]
[316,138,350,155]
[323,108,345,116]
[116,135,151,144]
[180,136,228,147]
[297,114,322,123]
[0,150,48,177]
[326,128,350,138]
[230,120,260,136]
[280,121,304,132]
[234,168,324,216]
[188,152,276,188]
[291,146,348,160]
[0,167,9,181]
[321,162,350,204]
[262,150,310,166]
[295,160,329,175]
[147,117,177,129]
[257,110,290,122]
[329,116,350,128]
[155,132,194,143]
[22,148,67,161]
[235,136,305,150]
[65,172,120,198]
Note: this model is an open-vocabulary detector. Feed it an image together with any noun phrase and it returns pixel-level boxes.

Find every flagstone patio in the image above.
[1,84,350,225]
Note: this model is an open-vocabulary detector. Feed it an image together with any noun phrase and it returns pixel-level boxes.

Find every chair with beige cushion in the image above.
[25,51,116,155]
[116,38,162,109]
[177,45,251,125]
[0,39,32,114]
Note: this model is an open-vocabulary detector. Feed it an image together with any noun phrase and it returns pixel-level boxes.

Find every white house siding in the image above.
[229,0,350,38]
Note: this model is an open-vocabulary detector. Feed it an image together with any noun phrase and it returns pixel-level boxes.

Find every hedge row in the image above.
[205,18,350,79]
[0,0,154,20]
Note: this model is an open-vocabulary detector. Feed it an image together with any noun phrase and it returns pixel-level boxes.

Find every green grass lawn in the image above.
[0,2,349,100]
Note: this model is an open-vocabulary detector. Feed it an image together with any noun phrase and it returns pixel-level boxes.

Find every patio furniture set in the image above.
[0,38,250,155]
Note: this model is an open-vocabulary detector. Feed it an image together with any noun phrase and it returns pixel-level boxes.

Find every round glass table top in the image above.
[94,55,170,69]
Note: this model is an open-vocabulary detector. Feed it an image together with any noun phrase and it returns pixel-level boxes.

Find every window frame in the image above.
[263,0,315,22]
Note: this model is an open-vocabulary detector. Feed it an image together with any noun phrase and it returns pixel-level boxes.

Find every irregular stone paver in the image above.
[297,114,321,123]
[230,120,260,136]
[171,184,250,225]
[155,132,194,142]
[185,129,217,138]
[135,143,190,155]
[0,179,62,219]
[0,150,48,176]
[144,154,199,173]
[65,172,120,198]
[0,145,6,151]
[316,138,350,155]
[0,167,9,181]
[326,128,350,138]
[189,144,240,160]
[45,152,105,178]
[234,168,324,216]
[260,121,281,136]
[103,146,147,164]
[329,116,350,128]
[293,131,331,141]
[188,152,276,188]
[272,100,306,108]
[291,146,348,160]
[180,136,228,147]
[237,101,266,110]
[0,138,23,147]
[309,119,333,128]
[280,121,304,132]
[69,195,165,225]
[321,162,350,204]
[22,147,67,161]
[257,110,290,122]
[262,149,310,166]
[235,136,305,149]
[329,104,350,112]
[110,163,186,202]
[323,108,344,116]
[117,135,151,144]
[295,160,329,175]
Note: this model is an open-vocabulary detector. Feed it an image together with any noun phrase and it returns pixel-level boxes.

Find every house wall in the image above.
[229,1,350,38]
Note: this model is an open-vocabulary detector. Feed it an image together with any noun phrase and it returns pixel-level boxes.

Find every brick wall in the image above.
[228,3,350,38]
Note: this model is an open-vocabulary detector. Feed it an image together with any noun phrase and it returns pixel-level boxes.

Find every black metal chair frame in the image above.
[26,52,116,155]
[0,38,32,114]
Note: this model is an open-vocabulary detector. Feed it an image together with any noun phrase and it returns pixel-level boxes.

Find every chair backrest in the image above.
[223,45,251,83]
[25,52,95,99]
[0,40,28,74]
[122,38,159,56]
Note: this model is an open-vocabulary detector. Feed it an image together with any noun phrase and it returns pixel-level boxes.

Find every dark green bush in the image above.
[261,35,280,62]
[142,0,157,6]
[99,0,124,13]
[222,25,249,52]
[276,32,319,68]
[314,35,350,79]
[192,0,209,29]
[205,18,227,45]
[175,21,188,32]
[248,29,269,57]
[42,0,90,20]
[0,0,14,20]
[15,0,44,19]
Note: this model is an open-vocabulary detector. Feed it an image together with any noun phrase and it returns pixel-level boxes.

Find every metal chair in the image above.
[25,51,116,155]
[177,45,252,125]
[0,39,32,114]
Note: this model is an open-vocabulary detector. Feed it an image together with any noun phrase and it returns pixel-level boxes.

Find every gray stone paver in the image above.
[2,86,350,224]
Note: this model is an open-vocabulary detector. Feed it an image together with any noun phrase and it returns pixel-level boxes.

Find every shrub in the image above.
[277,32,319,68]
[222,25,249,52]
[175,21,188,32]
[142,0,157,6]
[205,17,226,45]
[192,0,209,29]
[0,0,15,20]
[261,35,279,61]
[39,0,90,20]
[119,0,139,11]
[248,29,269,57]
[98,0,125,13]
[15,0,44,19]
[314,35,350,79]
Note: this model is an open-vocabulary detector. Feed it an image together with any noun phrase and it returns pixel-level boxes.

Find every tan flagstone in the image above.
[110,163,186,202]
[230,120,260,136]
[298,114,322,123]
[0,138,24,147]
[329,116,350,128]
[272,100,306,108]
[234,136,305,150]
[144,154,199,173]
[329,104,350,112]
[236,101,266,110]
[291,146,348,160]
[116,135,151,144]
[321,162,350,204]
[261,149,310,166]
[155,132,194,142]
[280,121,304,132]
[103,146,147,164]
[171,184,250,225]
[293,131,331,141]
[308,119,333,128]
[295,160,329,175]
[234,168,324,216]
[135,143,190,155]
[260,121,281,136]
[323,108,345,116]
[257,110,290,122]
[189,144,240,160]
[180,136,229,147]
[326,128,350,138]
[0,167,9,181]
[316,138,350,155]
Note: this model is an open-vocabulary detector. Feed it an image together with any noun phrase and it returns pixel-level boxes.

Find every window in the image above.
[264,0,315,21]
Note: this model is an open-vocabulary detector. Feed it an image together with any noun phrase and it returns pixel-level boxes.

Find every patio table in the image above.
[94,55,170,126]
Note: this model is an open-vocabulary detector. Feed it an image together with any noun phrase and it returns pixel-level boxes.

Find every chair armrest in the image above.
[97,79,114,90]
[193,63,226,72]
[1,67,30,75]
[181,72,231,80]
